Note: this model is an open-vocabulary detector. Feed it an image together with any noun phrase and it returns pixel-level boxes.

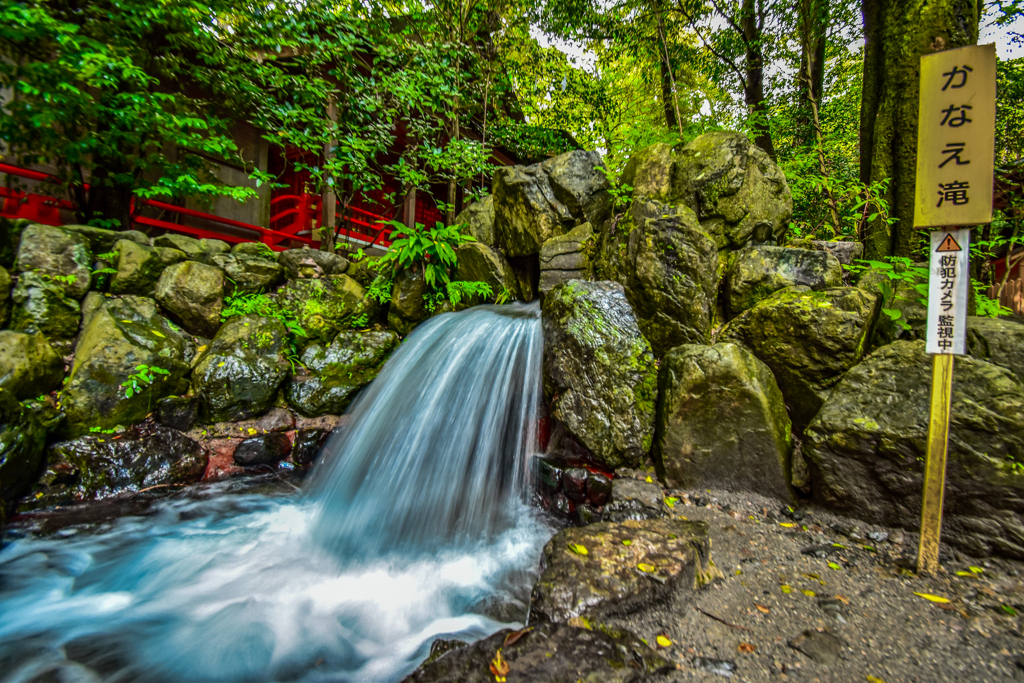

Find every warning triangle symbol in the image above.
[936,233,962,252]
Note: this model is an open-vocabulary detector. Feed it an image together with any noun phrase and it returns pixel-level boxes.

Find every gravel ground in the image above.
[598,486,1024,682]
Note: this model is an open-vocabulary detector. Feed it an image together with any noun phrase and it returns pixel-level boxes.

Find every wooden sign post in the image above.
[914,44,996,574]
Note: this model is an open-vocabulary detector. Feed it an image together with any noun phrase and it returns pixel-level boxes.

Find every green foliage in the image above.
[367,276,393,305]
[220,289,306,340]
[375,220,476,289]
[598,165,633,211]
[120,364,169,399]
[996,57,1024,164]
[848,257,928,330]
[446,280,493,307]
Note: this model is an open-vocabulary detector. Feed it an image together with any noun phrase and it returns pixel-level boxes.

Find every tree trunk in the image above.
[659,54,678,130]
[860,0,981,259]
[797,0,828,145]
[741,0,776,159]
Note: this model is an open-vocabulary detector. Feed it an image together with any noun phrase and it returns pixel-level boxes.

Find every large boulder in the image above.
[191,315,290,423]
[0,331,64,400]
[154,260,225,336]
[0,389,47,521]
[721,286,881,430]
[153,233,207,260]
[14,223,92,299]
[804,341,1024,559]
[454,195,496,246]
[542,281,657,469]
[278,247,349,279]
[30,425,207,506]
[10,271,82,340]
[232,241,279,260]
[967,316,1024,384]
[538,222,596,295]
[619,142,674,203]
[494,150,610,257]
[403,621,672,683]
[0,264,10,326]
[725,245,843,318]
[453,242,521,304]
[211,253,284,294]
[286,329,399,416]
[671,131,792,251]
[275,275,365,345]
[60,296,192,436]
[387,269,429,336]
[654,343,792,499]
[109,239,186,295]
[529,518,719,624]
[61,224,121,255]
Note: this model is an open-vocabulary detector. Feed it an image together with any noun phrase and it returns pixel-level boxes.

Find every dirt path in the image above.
[598,487,1024,682]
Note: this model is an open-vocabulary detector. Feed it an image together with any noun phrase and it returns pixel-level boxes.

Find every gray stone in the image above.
[387,269,429,336]
[0,331,64,400]
[454,195,496,247]
[806,240,864,266]
[279,247,349,278]
[453,242,520,305]
[655,343,792,499]
[15,223,93,299]
[620,142,674,203]
[542,280,657,468]
[725,245,843,317]
[116,230,150,245]
[539,223,595,294]
[61,224,121,253]
[211,254,284,294]
[10,271,82,340]
[154,260,225,336]
[231,242,279,260]
[274,275,365,345]
[153,233,206,259]
[109,239,186,296]
[966,316,1024,384]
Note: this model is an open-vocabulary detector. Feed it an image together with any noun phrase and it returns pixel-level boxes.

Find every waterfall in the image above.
[0,303,552,683]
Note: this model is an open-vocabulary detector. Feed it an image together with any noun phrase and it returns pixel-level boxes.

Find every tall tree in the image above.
[859,0,982,259]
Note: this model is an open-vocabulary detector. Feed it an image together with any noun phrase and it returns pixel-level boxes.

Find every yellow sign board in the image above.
[914,44,997,228]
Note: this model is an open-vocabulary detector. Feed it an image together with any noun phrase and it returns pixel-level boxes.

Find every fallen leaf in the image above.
[828,562,842,571]
[781,585,792,594]
[737,642,756,653]
[802,589,816,597]
[656,635,672,648]
[835,595,850,605]
[622,539,632,546]
[568,616,592,630]
[503,627,532,647]
[863,545,877,552]
[489,649,510,677]
[969,566,984,574]
[638,563,656,573]
[1002,605,1018,616]
[567,543,588,555]
[955,571,973,577]
[645,476,653,483]
[866,676,887,683]
[754,604,770,614]
[802,573,820,580]
[735,569,743,575]
[779,522,795,528]
[913,592,950,604]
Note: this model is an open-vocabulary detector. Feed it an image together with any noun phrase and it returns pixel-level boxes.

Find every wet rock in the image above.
[620,142,674,203]
[800,239,864,266]
[725,245,842,318]
[0,389,47,520]
[152,233,206,260]
[286,329,398,417]
[278,247,349,279]
[0,217,29,268]
[602,478,665,522]
[529,518,719,624]
[59,223,118,254]
[211,254,284,294]
[199,238,231,255]
[116,230,149,245]
[586,473,612,506]
[232,242,279,260]
[387,269,429,335]
[454,195,496,247]
[109,239,186,296]
[403,621,672,683]
[31,425,207,506]
[494,150,609,257]
[721,286,881,430]
[453,242,521,305]
[966,316,1024,384]
[0,265,10,326]
[671,131,793,251]
[538,222,595,294]
[693,657,737,677]
[618,200,719,354]
[0,331,64,400]
[788,629,842,666]
[15,223,93,299]
[804,340,1024,559]
[562,467,589,502]
[154,260,225,336]
[291,429,329,467]
[654,343,792,499]
[542,280,657,469]
[10,271,82,340]
[191,315,290,423]
[154,396,198,432]
[233,432,291,467]
[188,407,295,440]
[275,275,364,345]
[60,296,191,436]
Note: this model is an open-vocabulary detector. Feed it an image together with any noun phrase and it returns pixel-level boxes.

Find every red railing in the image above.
[0,164,393,251]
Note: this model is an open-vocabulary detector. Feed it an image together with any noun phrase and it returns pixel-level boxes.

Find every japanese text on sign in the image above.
[926,229,970,355]
[914,45,996,227]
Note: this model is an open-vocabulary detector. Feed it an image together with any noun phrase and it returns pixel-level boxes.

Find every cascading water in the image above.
[0,303,552,683]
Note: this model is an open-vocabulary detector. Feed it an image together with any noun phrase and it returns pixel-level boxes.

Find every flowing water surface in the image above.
[0,303,552,683]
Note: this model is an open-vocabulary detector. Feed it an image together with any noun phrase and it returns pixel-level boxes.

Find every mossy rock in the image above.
[109,239,186,296]
[232,241,279,261]
[275,275,365,345]
[10,271,82,340]
[0,217,29,268]
[721,286,881,431]
[191,315,290,423]
[454,195,496,247]
[619,142,674,203]
[493,164,574,257]
[286,330,399,416]
[62,224,121,253]
[0,388,47,522]
[0,331,64,400]
[387,269,429,336]
[538,222,596,294]
[153,233,206,259]
[966,316,1024,384]
[15,223,93,299]
[453,241,521,305]
[60,296,192,436]
[0,265,10,327]
[855,265,928,347]
[279,247,349,278]
[725,245,842,318]
[540,149,612,229]
[804,340,1024,559]
[542,280,657,468]
[654,343,792,499]
[154,260,225,337]
[619,200,719,355]
[211,253,284,294]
